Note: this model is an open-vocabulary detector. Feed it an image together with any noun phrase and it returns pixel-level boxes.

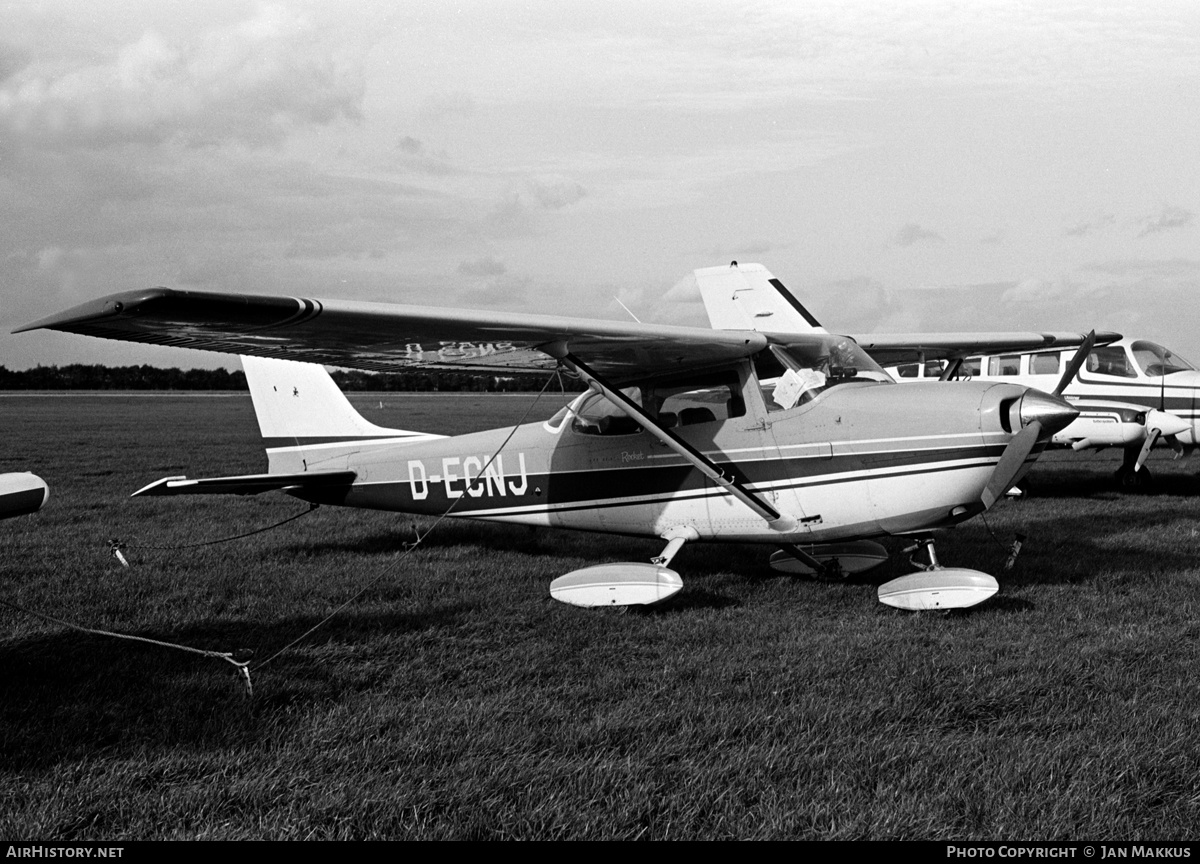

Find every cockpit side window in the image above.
[571,387,644,436]
[1086,347,1137,378]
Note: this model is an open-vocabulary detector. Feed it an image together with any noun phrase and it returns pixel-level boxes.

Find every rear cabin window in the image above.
[896,363,919,378]
[988,355,1021,376]
[1030,353,1060,375]
[1086,347,1137,378]
[961,358,982,378]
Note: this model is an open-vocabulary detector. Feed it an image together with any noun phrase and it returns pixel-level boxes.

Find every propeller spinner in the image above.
[980,332,1095,510]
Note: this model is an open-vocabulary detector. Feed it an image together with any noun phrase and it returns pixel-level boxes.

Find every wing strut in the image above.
[558,353,797,533]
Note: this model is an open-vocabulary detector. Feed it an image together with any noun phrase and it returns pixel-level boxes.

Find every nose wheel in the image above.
[1115,447,1153,490]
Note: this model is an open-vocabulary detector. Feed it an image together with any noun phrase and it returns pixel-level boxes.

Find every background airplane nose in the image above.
[1019,390,1079,438]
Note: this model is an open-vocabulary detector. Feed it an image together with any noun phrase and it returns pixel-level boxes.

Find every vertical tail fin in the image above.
[694,262,828,334]
[241,356,442,446]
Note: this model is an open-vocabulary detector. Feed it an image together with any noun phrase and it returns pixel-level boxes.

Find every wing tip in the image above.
[12,288,176,334]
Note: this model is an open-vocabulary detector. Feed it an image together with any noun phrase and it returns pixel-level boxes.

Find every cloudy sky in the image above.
[3,0,1199,370]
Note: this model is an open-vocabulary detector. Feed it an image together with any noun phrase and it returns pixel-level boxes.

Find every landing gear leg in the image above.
[651,535,688,567]
[903,535,941,571]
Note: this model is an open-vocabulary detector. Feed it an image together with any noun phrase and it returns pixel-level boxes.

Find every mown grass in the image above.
[2,393,1200,839]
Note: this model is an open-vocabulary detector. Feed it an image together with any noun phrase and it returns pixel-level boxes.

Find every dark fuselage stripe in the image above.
[331,446,1009,517]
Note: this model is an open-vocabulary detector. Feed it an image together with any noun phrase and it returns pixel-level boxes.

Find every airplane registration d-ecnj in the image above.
[886,339,1198,488]
[15,263,1103,611]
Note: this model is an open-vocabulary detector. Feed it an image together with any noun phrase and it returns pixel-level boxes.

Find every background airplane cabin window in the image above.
[961,358,981,377]
[1030,353,1060,375]
[988,355,1021,376]
[896,363,919,378]
[1086,347,1137,378]
[923,359,945,378]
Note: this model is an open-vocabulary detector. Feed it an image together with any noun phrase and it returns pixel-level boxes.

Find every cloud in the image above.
[454,273,531,309]
[527,177,587,210]
[663,271,701,302]
[397,136,423,155]
[709,240,782,259]
[458,256,506,277]
[0,5,364,149]
[418,92,476,124]
[893,223,943,246]
[0,42,30,84]
[1065,214,1115,237]
[1138,206,1193,237]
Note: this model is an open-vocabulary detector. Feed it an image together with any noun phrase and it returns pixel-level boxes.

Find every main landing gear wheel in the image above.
[876,536,999,611]
[1114,463,1152,490]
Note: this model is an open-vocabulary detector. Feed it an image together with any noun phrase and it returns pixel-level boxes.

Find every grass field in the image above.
[3,392,1200,840]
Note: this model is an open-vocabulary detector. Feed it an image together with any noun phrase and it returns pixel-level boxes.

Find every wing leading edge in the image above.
[16,288,768,380]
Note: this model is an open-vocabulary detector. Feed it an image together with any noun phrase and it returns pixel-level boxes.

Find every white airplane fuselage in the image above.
[267,366,1054,545]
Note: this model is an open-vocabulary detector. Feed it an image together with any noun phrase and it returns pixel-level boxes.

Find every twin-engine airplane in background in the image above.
[16,263,1098,610]
[885,339,1198,489]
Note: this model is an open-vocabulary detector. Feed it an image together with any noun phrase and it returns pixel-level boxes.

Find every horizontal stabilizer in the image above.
[132,470,356,497]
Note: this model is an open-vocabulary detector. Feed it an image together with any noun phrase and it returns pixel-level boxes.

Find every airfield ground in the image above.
[2,392,1200,839]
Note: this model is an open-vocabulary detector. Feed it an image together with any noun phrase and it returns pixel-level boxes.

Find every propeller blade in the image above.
[982,421,1042,510]
[1134,428,1162,474]
[1053,330,1096,397]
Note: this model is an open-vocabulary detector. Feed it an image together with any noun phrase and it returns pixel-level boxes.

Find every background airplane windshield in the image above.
[1130,341,1195,377]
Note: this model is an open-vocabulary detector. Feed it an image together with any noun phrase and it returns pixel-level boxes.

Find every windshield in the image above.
[1130,341,1195,377]
[755,335,892,411]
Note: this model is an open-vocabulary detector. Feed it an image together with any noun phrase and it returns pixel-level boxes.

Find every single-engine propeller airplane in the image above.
[15,264,1100,610]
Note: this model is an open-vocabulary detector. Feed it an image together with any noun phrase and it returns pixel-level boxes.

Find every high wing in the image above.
[15,288,768,381]
[851,332,1123,367]
[694,263,1119,364]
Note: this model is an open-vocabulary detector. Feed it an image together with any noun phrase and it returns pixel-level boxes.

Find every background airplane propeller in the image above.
[981,331,1095,510]
[1052,329,1096,398]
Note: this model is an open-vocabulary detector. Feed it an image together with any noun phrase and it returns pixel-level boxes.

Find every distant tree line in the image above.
[0,364,579,392]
